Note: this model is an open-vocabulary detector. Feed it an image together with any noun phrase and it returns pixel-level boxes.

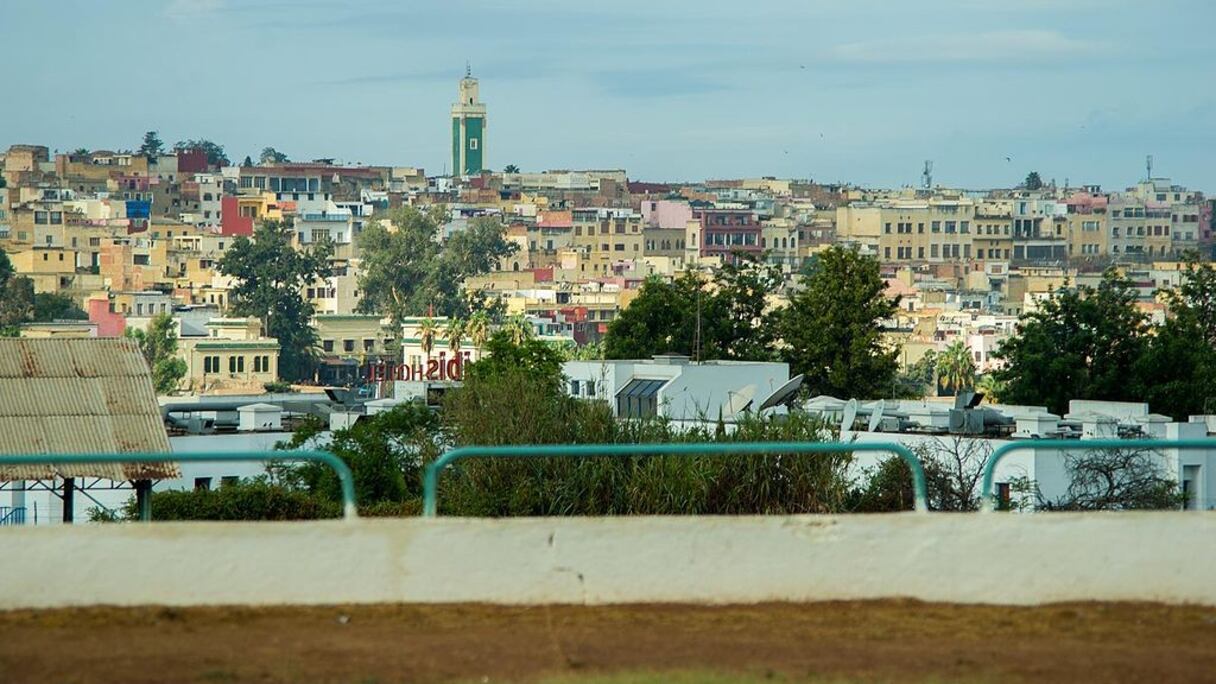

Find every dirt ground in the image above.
[2,601,1216,684]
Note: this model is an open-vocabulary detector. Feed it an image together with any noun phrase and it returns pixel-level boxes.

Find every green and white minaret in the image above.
[451,65,486,176]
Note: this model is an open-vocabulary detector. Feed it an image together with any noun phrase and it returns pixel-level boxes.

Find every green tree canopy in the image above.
[218,219,333,381]
[355,207,514,325]
[173,138,229,166]
[138,130,164,157]
[1024,171,1044,190]
[1132,256,1216,419]
[503,164,520,173]
[993,269,1147,415]
[32,292,87,322]
[604,257,783,361]
[125,313,187,394]
[259,147,289,165]
[937,340,977,395]
[778,245,899,398]
[0,249,34,337]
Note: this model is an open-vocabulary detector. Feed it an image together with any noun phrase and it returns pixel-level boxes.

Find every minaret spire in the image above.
[465,61,471,78]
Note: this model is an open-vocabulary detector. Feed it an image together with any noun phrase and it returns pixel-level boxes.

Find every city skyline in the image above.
[1,0,1214,190]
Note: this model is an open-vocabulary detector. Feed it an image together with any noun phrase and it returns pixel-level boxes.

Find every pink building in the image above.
[87,297,126,338]
[641,199,693,230]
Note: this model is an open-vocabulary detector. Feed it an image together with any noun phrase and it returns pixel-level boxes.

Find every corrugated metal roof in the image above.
[0,339,178,481]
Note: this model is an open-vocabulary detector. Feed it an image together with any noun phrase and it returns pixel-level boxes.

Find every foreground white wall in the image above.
[3,513,1216,609]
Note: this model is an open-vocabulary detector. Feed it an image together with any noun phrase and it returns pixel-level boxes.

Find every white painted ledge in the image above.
[3,513,1214,609]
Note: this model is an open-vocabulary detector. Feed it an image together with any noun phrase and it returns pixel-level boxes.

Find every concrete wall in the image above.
[4,513,1216,609]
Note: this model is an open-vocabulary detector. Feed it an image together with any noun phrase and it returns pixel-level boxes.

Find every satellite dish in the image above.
[757,374,805,412]
[724,385,757,418]
[841,398,858,433]
[868,399,886,432]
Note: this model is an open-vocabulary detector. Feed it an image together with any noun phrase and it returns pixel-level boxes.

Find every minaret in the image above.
[451,64,486,177]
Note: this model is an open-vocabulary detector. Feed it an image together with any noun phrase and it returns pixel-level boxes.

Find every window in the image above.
[469,138,479,150]
[616,378,665,419]
[884,247,891,259]
[884,222,892,234]
[229,356,237,373]
[945,221,957,234]
[570,380,581,395]
[918,223,924,233]
[194,477,212,491]
[931,221,940,233]
[364,339,375,352]
[322,339,334,353]
[34,211,48,224]
[931,244,939,258]
[586,380,596,396]
[343,339,355,353]
[253,356,262,373]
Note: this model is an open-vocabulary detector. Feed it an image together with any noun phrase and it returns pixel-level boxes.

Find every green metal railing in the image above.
[423,441,929,517]
[0,451,358,521]
[980,437,1216,512]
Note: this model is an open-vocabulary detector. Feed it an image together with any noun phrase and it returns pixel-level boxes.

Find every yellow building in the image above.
[836,197,977,264]
[1067,212,1108,259]
[571,208,643,275]
[178,318,280,394]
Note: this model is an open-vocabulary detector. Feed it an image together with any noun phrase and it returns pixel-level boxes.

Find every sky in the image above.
[2,0,1214,191]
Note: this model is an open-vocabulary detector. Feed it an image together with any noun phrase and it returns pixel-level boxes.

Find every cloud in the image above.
[826,30,1102,65]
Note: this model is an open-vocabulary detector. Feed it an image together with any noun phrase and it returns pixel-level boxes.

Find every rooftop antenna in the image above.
[465,61,471,78]
[921,160,933,190]
[1146,154,1153,181]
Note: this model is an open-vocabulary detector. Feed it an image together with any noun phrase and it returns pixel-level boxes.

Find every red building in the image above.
[695,209,762,261]
[220,196,253,236]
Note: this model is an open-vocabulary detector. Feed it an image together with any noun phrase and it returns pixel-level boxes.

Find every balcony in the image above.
[300,212,351,222]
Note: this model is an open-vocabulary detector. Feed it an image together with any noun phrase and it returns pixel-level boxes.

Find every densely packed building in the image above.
[2,74,1213,396]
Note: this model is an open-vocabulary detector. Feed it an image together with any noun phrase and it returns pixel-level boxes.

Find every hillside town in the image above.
[1,72,1212,401]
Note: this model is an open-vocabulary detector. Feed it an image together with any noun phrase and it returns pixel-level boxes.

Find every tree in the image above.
[125,313,188,394]
[604,257,782,362]
[503,314,531,345]
[139,131,164,157]
[444,317,465,354]
[32,292,87,322]
[355,207,514,325]
[892,349,936,399]
[1015,448,1184,511]
[218,219,333,381]
[0,250,34,336]
[242,155,254,167]
[418,316,438,362]
[937,340,976,395]
[259,147,289,165]
[779,246,899,399]
[713,255,784,360]
[503,164,520,173]
[993,269,1147,416]
[173,139,229,166]
[466,311,491,349]
[1024,171,1044,190]
[70,148,90,158]
[1132,256,1216,419]
[975,374,1005,404]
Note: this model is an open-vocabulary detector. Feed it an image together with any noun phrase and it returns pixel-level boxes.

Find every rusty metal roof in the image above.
[0,338,178,481]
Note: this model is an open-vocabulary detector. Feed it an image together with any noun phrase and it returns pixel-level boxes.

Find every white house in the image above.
[563,355,789,424]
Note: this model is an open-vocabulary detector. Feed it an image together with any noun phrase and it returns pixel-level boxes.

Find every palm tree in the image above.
[937,340,977,395]
[417,316,438,363]
[504,315,531,345]
[976,374,1005,404]
[466,311,491,349]
[444,318,466,354]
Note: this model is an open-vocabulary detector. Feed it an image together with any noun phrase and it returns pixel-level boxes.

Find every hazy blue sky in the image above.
[3,0,1214,190]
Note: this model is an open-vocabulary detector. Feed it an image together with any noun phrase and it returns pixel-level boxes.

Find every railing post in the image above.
[62,478,74,524]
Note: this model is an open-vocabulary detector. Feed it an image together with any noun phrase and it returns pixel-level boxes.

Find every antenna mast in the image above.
[1146,154,1153,181]
[921,160,933,190]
